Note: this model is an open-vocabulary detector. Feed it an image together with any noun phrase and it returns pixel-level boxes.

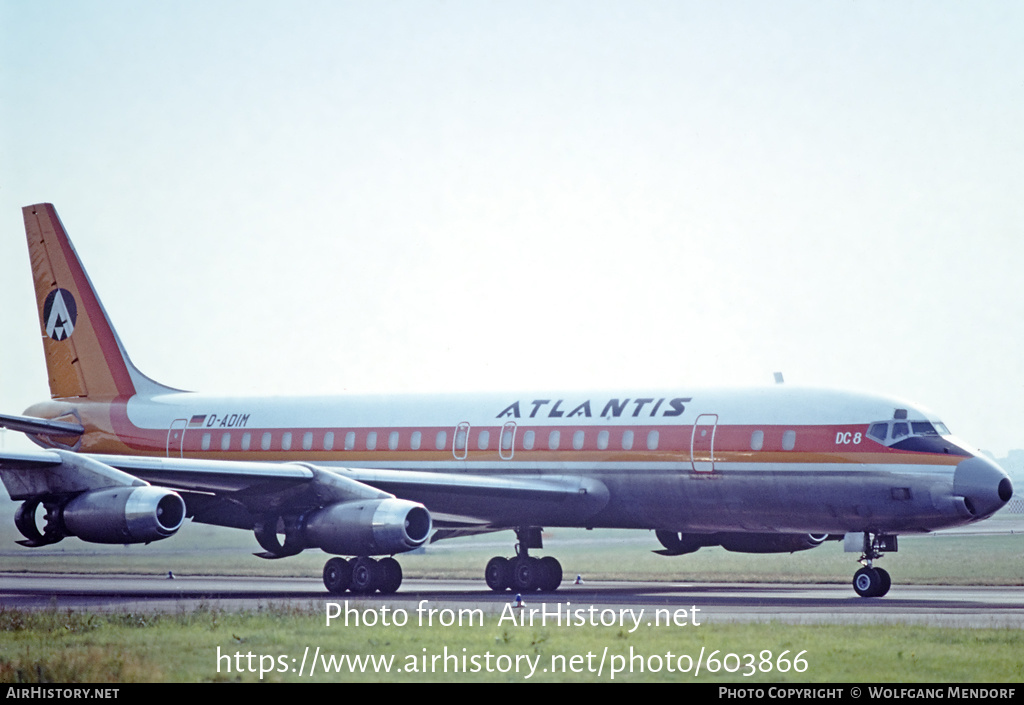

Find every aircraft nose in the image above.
[953,455,1013,519]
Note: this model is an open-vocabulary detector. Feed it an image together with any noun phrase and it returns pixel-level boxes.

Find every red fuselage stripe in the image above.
[97,416,962,466]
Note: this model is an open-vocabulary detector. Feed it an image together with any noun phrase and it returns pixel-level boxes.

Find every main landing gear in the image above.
[484,527,563,593]
[322,556,403,595]
[851,532,896,598]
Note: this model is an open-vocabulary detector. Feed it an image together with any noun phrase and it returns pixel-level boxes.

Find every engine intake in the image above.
[61,486,186,544]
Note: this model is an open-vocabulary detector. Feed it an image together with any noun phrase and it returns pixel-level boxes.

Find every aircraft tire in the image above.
[485,556,511,591]
[349,557,381,594]
[377,557,403,594]
[874,567,891,597]
[538,556,562,592]
[512,556,541,592]
[853,567,884,597]
[323,557,352,594]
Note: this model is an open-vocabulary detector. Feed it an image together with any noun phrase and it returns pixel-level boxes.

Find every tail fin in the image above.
[23,204,180,400]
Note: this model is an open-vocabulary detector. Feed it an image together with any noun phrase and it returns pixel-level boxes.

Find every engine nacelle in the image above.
[655,529,714,555]
[61,486,186,544]
[657,530,831,555]
[717,532,831,554]
[304,498,431,556]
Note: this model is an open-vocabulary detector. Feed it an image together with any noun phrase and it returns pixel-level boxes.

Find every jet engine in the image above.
[656,530,831,555]
[59,486,186,544]
[304,498,431,556]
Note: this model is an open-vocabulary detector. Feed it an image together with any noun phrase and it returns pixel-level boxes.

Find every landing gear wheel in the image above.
[323,557,352,594]
[538,556,563,592]
[512,556,541,592]
[851,531,896,598]
[874,567,891,597]
[377,557,403,594]
[485,557,511,592]
[853,566,885,597]
[486,528,562,594]
[349,557,380,594]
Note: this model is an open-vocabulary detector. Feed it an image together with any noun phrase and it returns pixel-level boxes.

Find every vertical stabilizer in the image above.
[23,204,178,400]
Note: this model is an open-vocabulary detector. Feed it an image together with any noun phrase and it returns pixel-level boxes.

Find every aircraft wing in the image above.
[0,450,610,532]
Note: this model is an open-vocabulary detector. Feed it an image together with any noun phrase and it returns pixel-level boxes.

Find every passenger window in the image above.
[782,430,796,451]
[281,432,292,451]
[366,432,377,450]
[573,430,585,450]
[344,431,356,450]
[647,430,659,450]
[523,430,535,450]
[750,430,764,451]
[201,433,211,451]
[303,432,313,451]
[389,431,400,450]
[622,430,634,450]
[241,432,251,451]
[324,432,334,451]
[548,430,560,450]
[436,430,447,450]
[478,430,490,450]
[221,432,231,451]
[597,430,609,450]
[261,432,271,451]
[410,431,421,450]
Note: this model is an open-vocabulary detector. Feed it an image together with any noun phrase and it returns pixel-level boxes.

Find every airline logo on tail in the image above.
[43,288,77,341]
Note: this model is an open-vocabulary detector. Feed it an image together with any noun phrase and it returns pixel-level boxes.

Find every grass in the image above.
[1,505,1021,683]
[2,604,1022,683]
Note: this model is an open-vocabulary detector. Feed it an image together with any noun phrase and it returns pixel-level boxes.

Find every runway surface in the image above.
[1,572,1021,627]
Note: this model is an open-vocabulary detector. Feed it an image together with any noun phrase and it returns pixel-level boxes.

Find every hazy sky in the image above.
[1,1,1022,454]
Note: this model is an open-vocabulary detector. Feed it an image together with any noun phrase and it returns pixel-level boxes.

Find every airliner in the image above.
[0,204,1013,598]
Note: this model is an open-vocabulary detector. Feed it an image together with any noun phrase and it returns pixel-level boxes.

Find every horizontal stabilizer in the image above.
[0,412,84,437]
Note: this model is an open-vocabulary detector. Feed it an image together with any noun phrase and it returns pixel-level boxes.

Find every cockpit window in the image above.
[868,423,888,442]
[863,418,964,455]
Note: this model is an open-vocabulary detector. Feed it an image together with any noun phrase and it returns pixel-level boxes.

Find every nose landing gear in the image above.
[851,532,897,597]
[853,565,891,598]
